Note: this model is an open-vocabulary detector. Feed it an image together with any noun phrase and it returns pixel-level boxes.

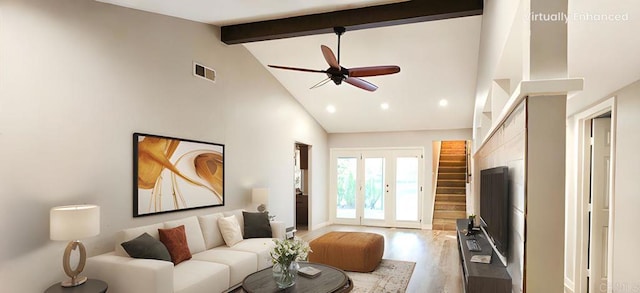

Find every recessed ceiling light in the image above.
[326,105,336,113]
[439,99,448,107]
[380,103,389,110]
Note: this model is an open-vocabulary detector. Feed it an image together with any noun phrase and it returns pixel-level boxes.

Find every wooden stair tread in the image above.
[441,143,465,147]
[435,197,466,203]
[436,190,466,195]
[438,167,466,172]
[439,155,465,159]
[436,198,467,203]
[437,182,466,188]
[433,211,467,220]
[435,195,465,202]
[438,174,467,180]
[435,205,466,211]
[439,160,466,163]
[435,199,466,203]
[435,197,465,201]
[434,210,467,215]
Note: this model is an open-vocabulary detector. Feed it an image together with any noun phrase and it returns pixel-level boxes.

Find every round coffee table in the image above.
[242,262,352,293]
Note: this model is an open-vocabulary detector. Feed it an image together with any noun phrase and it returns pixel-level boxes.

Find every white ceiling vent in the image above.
[193,62,216,83]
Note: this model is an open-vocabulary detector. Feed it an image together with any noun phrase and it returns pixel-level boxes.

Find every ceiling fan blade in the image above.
[268,65,327,74]
[344,77,378,92]
[348,66,401,78]
[309,77,332,89]
[321,45,340,69]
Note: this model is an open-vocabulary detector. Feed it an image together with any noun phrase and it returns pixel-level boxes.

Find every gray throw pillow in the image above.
[121,232,171,262]
[243,211,272,239]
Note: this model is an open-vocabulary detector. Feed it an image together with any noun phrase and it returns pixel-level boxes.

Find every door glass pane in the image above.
[336,157,357,219]
[396,157,419,221]
[364,158,385,220]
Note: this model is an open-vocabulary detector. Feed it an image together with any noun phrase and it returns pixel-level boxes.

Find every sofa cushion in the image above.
[242,211,272,239]
[173,260,229,293]
[193,248,257,286]
[218,215,243,247]
[223,209,245,236]
[115,223,165,257]
[164,216,206,254]
[197,213,225,249]
[219,238,277,270]
[159,225,192,265]
[120,232,171,262]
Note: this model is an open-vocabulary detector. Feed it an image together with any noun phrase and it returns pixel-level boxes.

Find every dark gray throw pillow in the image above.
[243,211,272,239]
[121,232,171,262]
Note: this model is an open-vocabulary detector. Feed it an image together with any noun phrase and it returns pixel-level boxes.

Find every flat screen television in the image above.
[479,166,510,257]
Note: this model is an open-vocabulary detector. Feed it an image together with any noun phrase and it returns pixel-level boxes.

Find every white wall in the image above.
[565,79,640,292]
[610,80,640,291]
[328,129,472,228]
[0,0,327,292]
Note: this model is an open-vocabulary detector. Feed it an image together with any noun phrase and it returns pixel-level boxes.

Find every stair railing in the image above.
[431,141,442,228]
[465,140,472,184]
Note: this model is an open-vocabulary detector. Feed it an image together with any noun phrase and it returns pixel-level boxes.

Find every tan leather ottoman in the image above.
[308,231,384,272]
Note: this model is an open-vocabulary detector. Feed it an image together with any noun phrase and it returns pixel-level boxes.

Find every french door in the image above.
[330,148,424,228]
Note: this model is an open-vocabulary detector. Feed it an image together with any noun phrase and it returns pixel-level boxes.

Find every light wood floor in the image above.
[298,225,464,293]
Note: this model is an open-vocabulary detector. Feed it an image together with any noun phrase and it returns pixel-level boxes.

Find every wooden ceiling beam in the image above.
[221,0,483,45]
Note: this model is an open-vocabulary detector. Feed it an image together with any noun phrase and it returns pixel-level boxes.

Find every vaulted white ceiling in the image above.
[96,0,640,133]
[244,17,481,133]
[97,0,481,133]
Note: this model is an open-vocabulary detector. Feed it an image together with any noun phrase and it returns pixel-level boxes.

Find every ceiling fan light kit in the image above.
[268,26,400,92]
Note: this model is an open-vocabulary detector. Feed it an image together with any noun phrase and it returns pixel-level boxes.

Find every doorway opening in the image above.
[295,143,311,234]
[574,98,615,293]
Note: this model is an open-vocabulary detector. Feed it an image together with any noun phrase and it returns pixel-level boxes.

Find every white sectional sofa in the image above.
[85,209,285,293]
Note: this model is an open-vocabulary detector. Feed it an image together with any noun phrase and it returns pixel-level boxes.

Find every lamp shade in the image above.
[50,205,100,241]
[251,188,269,211]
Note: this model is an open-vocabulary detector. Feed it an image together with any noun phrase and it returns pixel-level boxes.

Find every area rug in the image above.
[346,259,415,293]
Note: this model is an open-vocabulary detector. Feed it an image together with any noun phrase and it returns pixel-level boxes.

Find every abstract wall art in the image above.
[133,133,224,217]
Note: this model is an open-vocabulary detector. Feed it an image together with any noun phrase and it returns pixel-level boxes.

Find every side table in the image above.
[45,279,108,293]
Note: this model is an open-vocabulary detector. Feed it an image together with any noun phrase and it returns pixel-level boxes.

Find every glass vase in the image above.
[272,261,299,289]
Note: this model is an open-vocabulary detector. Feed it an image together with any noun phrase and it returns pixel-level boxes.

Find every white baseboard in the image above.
[311,221,330,230]
[422,224,433,230]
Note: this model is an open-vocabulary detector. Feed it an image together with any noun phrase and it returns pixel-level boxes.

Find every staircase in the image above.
[432,141,468,231]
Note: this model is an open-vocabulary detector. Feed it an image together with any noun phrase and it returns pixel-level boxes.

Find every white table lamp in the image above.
[251,188,269,212]
[50,204,100,287]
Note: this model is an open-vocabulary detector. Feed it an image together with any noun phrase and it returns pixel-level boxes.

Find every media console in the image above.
[456,219,512,293]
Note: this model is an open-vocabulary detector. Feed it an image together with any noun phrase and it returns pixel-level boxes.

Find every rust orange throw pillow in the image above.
[158,225,192,265]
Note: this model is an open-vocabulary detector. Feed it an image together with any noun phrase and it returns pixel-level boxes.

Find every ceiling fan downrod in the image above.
[334,26,346,65]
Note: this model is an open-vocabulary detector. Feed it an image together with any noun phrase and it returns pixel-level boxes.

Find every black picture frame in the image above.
[133,132,224,217]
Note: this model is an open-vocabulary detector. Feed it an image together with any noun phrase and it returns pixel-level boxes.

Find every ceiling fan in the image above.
[268,27,400,92]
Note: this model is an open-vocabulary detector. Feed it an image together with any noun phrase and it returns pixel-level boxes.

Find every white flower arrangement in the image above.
[270,237,311,266]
